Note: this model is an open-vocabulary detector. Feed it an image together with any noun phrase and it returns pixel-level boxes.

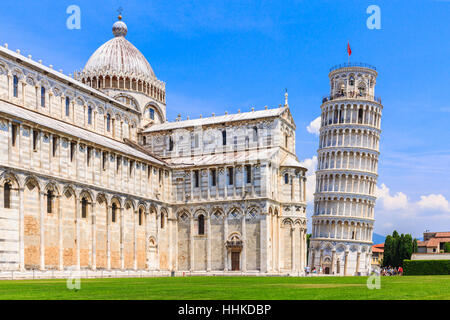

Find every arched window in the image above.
[222,130,227,145]
[112,203,117,223]
[358,84,366,96]
[81,198,88,218]
[253,126,258,142]
[149,108,155,120]
[284,173,289,184]
[169,137,173,151]
[47,190,53,213]
[198,214,205,235]
[106,114,111,132]
[11,124,17,147]
[339,83,345,95]
[228,167,234,185]
[210,169,217,186]
[33,130,39,151]
[87,106,92,125]
[139,208,143,226]
[65,97,70,116]
[193,134,199,148]
[160,212,165,229]
[349,76,355,86]
[4,182,11,209]
[193,170,199,188]
[245,165,252,184]
[13,75,18,97]
[41,87,46,107]
[358,108,363,124]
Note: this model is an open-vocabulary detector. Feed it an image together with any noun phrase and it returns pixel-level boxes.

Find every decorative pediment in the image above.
[281,107,296,128]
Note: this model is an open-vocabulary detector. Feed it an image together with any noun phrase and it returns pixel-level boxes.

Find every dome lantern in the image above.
[77,15,166,105]
[112,15,128,37]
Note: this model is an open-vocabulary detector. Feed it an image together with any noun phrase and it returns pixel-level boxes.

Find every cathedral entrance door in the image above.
[231,252,240,271]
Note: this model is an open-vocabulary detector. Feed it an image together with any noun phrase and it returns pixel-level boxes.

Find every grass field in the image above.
[0,275,448,300]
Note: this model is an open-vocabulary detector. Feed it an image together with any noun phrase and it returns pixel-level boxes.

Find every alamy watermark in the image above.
[66,266,81,291]
[66,5,81,30]
[366,272,381,289]
[367,5,381,30]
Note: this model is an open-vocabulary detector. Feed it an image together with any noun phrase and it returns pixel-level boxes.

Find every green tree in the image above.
[444,242,450,253]
[413,238,418,253]
[306,233,311,262]
[399,234,413,267]
[382,231,415,267]
[392,230,400,267]
[383,235,393,267]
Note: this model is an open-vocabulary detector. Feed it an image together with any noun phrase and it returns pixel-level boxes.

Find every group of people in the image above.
[304,266,318,275]
[303,265,404,276]
[380,266,403,276]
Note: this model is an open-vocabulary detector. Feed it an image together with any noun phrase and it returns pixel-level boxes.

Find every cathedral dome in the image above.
[81,17,156,83]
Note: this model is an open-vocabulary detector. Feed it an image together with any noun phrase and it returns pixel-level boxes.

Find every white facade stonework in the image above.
[0,17,307,274]
[309,64,383,276]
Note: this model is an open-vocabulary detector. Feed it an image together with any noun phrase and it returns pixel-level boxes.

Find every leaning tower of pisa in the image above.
[309,63,383,276]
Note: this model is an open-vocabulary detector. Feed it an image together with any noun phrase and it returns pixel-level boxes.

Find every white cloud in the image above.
[306,116,321,136]
[299,156,317,175]
[375,184,409,211]
[417,194,450,212]
[299,156,317,203]
[374,184,450,237]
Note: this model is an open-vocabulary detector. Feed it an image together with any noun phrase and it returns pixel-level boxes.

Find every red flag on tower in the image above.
[347,42,352,57]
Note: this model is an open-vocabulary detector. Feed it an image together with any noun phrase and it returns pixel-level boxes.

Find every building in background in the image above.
[371,243,384,268]
[309,63,383,275]
[0,16,307,274]
[417,232,450,254]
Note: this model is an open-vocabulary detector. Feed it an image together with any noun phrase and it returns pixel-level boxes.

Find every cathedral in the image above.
[0,16,308,274]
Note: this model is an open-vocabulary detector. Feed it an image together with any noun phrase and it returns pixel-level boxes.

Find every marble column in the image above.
[39,191,45,270]
[134,210,138,271]
[277,215,281,271]
[206,215,211,272]
[76,197,81,270]
[344,251,349,276]
[58,196,63,270]
[18,188,25,271]
[91,202,96,270]
[241,213,247,272]
[120,207,124,270]
[107,205,111,270]
[224,215,228,271]
[189,214,194,271]
[291,227,295,271]
[331,250,336,274]
[356,251,361,275]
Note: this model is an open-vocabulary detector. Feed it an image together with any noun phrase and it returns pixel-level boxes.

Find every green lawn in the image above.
[0,275,448,300]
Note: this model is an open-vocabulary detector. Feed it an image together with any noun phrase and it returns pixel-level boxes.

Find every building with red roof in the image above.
[417,232,450,253]
[371,243,384,267]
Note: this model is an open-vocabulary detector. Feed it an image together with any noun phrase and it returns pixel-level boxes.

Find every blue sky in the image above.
[1,0,449,238]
